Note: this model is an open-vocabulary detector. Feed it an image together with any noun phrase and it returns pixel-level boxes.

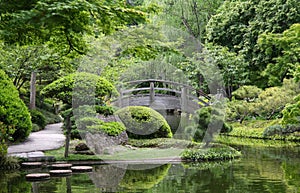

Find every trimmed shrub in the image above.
[181,147,241,161]
[263,124,285,137]
[76,117,125,136]
[0,69,31,143]
[41,72,117,106]
[95,105,115,116]
[30,109,46,130]
[115,106,172,139]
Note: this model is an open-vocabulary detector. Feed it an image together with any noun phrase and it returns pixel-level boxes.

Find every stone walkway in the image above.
[8,123,65,159]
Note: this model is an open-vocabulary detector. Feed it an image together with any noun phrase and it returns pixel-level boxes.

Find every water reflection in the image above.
[1,146,300,193]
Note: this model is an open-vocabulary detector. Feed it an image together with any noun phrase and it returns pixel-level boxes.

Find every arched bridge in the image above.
[112,79,210,113]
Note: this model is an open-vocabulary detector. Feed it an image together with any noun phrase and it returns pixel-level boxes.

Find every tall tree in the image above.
[258,23,300,86]
[206,0,300,87]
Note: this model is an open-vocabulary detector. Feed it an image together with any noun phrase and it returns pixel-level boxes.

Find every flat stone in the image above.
[71,166,93,173]
[51,163,72,169]
[21,162,43,168]
[27,151,45,157]
[49,170,72,177]
[26,173,50,181]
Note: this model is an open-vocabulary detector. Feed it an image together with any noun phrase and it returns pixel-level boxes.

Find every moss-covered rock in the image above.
[115,106,172,139]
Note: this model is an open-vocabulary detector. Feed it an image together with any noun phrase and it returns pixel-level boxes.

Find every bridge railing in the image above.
[113,79,210,112]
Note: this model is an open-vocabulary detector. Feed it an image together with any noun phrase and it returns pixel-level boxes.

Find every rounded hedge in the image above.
[41,72,117,106]
[115,106,172,139]
[0,69,32,142]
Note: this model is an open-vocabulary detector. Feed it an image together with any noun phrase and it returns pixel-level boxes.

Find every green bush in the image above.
[282,94,300,125]
[263,125,285,137]
[187,106,232,146]
[30,109,46,130]
[41,72,117,106]
[0,69,31,143]
[95,105,115,116]
[181,147,241,161]
[115,106,172,139]
[76,117,125,136]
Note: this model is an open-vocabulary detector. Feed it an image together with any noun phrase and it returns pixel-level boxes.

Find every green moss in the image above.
[115,106,172,139]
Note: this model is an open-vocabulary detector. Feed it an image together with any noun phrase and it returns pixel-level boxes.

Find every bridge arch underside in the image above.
[114,94,201,114]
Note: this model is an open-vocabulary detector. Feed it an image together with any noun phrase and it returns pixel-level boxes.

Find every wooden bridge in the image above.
[112,79,210,113]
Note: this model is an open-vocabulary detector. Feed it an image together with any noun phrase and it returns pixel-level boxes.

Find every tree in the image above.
[206,0,300,87]
[41,72,117,107]
[258,23,300,86]
[156,0,224,40]
[0,0,149,54]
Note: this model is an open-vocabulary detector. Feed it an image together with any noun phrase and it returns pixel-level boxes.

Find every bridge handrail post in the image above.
[181,87,188,113]
[150,82,155,102]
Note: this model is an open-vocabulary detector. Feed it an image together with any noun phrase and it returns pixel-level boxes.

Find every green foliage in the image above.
[187,105,232,145]
[41,72,117,106]
[128,138,197,149]
[0,69,32,143]
[258,23,300,86]
[228,79,300,121]
[0,156,20,170]
[95,105,115,116]
[232,85,262,101]
[157,0,224,40]
[30,109,46,130]
[263,125,285,137]
[282,94,300,125]
[120,164,170,190]
[76,116,125,137]
[0,0,149,53]
[181,146,241,161]
[115,106,172,139]
[206,0,300,87]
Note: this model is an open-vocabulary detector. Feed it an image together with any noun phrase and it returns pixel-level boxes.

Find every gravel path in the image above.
[8,123,65,158]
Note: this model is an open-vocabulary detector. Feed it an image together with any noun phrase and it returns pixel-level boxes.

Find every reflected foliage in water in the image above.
[1,146,300,192]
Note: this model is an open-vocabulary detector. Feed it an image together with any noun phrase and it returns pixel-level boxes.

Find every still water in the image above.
[1,144,299,193]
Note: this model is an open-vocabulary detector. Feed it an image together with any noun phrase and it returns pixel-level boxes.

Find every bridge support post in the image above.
[118,91,123,107]
[181,87,188,113]
[150,82,155,103]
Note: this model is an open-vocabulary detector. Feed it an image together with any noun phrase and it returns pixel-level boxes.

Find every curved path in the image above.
[8,123,65,158]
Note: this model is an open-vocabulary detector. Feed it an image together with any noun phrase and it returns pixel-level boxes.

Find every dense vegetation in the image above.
[0,0,299,164]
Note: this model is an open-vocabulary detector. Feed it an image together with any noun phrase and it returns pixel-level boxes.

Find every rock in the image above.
[51,163,72,169]
[49,170,72,177]
[21,162,43,169]
[26,173,50,181]
[75,143,90,151]
[85,131,128,155]
[71,166,93,173]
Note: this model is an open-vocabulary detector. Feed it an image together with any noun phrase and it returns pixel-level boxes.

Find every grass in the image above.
[45,138,240,162]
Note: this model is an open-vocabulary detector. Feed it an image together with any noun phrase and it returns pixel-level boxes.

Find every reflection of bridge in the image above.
[112,79,210,113]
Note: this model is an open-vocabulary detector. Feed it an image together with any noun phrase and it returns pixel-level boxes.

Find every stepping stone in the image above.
[51,163,72,169]
[49,170,72,177]
[26,173,50,181]
[21,162,43,168]
[71,166,93,173]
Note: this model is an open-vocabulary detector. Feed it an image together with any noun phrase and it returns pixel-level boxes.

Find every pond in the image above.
[1,144,299,193]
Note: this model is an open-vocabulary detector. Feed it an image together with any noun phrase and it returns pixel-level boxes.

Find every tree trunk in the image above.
[29,71,36,110]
